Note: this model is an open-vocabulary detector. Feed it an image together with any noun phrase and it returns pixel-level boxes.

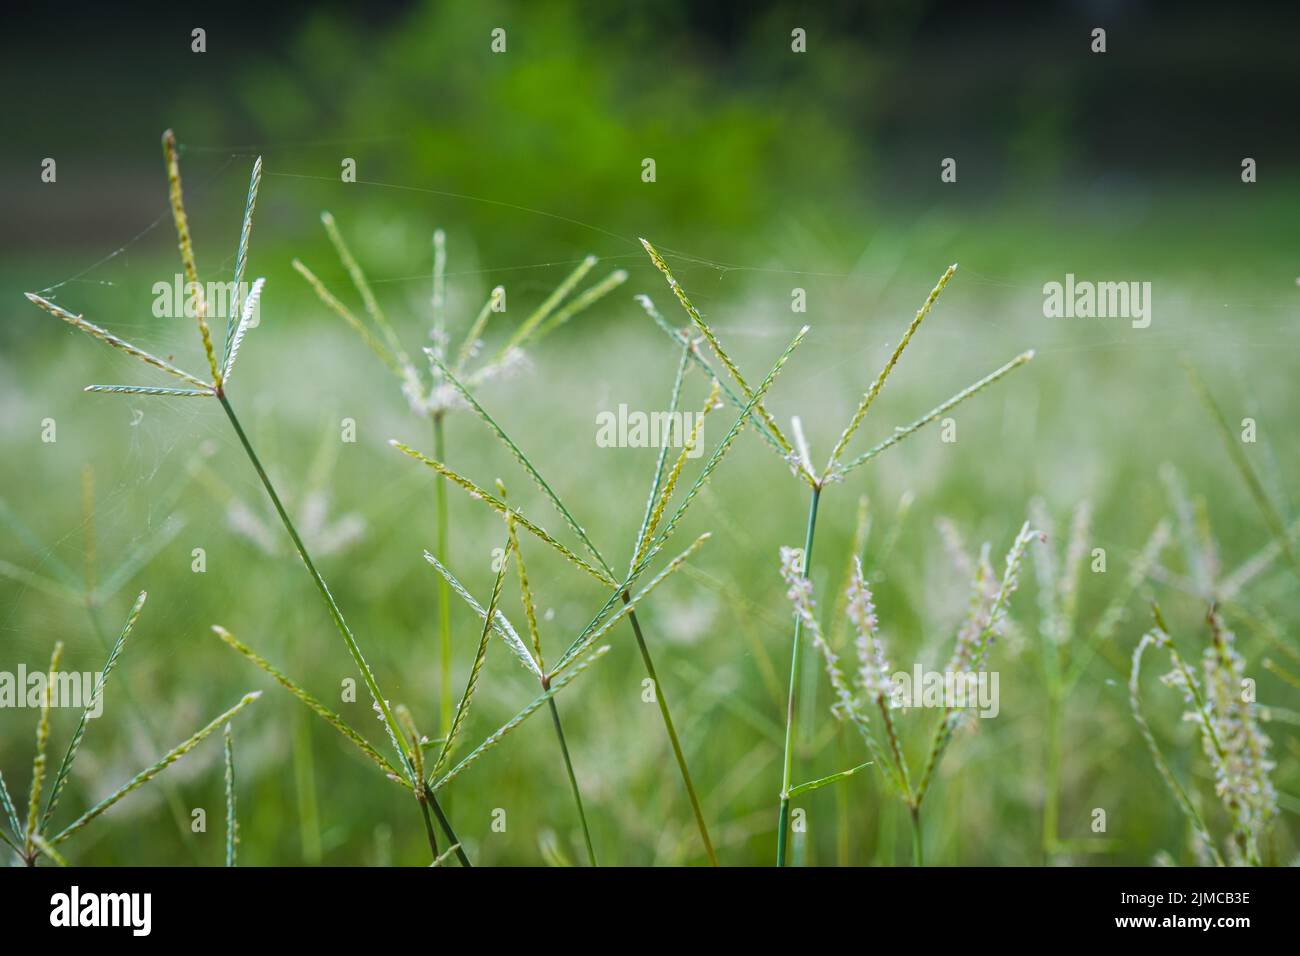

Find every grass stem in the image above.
[624,596,718,866]
[434,413,454,738]
[910,804,924,866]
[547,696,597,866]
[216,390,465,862]
[777,485,821,867]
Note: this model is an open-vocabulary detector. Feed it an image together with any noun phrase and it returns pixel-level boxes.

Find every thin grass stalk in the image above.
[1130,633,1226,865]
[0,772,22,848]
[546,696,597,866]
[25,642,63,861]
[292,710,323,864]
[212,626,406,783]
[498,255,595,357]
[42,592,145,829]
[830,350,1035,480]
[161,130,221,386]
[431,646,611,792]
[640,238,796,460]
[224,157,262,366]
[825,264,957,472]
[909,805,924,866]
[434,413,454,738]
[223,722,237,866]
[417,358,727,864]
[623,591,717,866]
[1185,362,1300,583]
[777,486,821,867]
[215,392,464,858]
[500,502,596,864]
[51,692,261,847]
[639,294,787,456]
[82,602,199,859]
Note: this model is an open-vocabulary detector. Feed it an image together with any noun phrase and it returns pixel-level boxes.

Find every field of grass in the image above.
[1,2,1297,868]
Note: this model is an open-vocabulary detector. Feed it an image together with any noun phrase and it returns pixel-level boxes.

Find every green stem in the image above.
[292,708,322,864]
[217,391,465,863]
[547,696,597,866]
[778,485,821,867]
[434,413,453,739]
[1043,688,1062,860]
[418,796,439,859]
[910,804,924,866]
[426,797,470,867]
[624,597,718,866]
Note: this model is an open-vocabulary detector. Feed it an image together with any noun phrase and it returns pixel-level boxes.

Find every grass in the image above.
[0,592,260,866]
[8,128,1297,868]
[639,241,1034,864]
[25,130,473,865]
[294,216,625,742]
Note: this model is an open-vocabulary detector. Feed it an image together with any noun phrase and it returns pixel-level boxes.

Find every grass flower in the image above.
[640,238,1034,865]
[294,218,625,739]
[24,130,469,863]
[779,520,1040,864]
[0,593,259,866]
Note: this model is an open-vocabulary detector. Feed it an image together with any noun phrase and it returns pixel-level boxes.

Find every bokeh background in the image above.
[1,0,1297,865]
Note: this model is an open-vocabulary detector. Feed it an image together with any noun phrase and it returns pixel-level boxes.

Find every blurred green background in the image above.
[1,0,1297,865]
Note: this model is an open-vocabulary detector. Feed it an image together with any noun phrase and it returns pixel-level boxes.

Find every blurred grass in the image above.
[1,0,1297,866]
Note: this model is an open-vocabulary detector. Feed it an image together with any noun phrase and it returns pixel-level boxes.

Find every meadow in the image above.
[1,2,1297,868]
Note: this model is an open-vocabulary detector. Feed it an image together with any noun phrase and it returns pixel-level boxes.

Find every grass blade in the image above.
[51,691,261,846]
[25,642,63,855]
[552,533,711,675]
[431,646,611,792]
[162,129,222,386]
[639,294,787,455]
[824,264,957,472]
[30,833,69,867]
[223,722,237,867]
[431,542,511,777]
[499,482,545,668]
[629,338,692,574]
[223,156,263,367]
[498,255,595,357]
[424,355,613,576]
[393,441,616,586]
[83,385,211,397]
[292,258,400,374]
[832,350,1035,481]
[211,626,408,786]
[532,268,628,341]
[635,325,809,576]
[633,382,718,570]
[788,760,874,799]
[42,592,146,830]
[320,212,412,372]
[454,288,500,372]
[422,550,541,678]
[25,293,212,389]
[641,238,795,458]
[1130,632,1225,865]
[1185,361,1300,582]
[431,228,447,350]
[0,771,22,845]
[221,276,265,383]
